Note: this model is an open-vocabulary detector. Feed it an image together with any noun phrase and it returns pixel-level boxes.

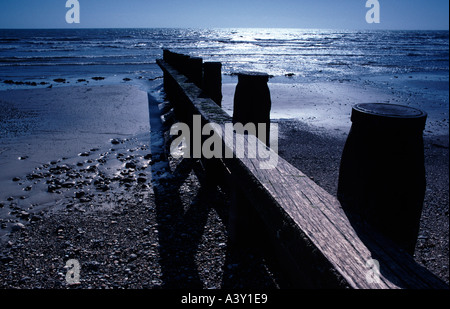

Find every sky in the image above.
[0,0,448,30]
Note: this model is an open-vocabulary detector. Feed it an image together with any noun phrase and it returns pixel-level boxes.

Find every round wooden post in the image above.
[203,62,223,107]
[163,49,172,63]
[187,57,203,87]
[337,103,428,255]
[233,72,271,146]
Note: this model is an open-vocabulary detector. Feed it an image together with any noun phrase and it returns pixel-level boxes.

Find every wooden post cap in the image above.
[351,103,427,131]
[237,71,270,83]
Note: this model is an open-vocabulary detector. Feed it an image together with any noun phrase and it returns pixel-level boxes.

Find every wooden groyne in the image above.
[157,50,448,289]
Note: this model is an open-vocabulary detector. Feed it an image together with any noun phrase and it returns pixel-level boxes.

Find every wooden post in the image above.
[203,62,223,107]
[233,72,272,146]
[170,52,189,76]
[187,57,203,87]
[162,49,172,63]
[337,103,428,255]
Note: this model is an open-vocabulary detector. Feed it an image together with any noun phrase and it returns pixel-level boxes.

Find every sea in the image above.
[0,28,448,88]
[0,28,449,136]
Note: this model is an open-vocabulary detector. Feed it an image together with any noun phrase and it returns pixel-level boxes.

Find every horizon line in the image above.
[0,26,449,31]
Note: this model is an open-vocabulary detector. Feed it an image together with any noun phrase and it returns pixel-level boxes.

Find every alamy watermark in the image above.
[66,0,80,24]
[169,115,279,170]
[365,258,381,284]
[366,0,380,24]
[65,259,81,285]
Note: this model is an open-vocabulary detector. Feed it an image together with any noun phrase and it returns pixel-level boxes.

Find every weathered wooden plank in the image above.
[157,59,448,289]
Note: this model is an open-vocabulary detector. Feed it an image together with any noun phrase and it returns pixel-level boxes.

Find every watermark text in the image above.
[66,0,80,24]
[170,116,279,170]
[366,0,380,24]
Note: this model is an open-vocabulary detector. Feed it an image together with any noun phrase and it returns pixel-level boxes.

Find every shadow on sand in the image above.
[146,91,280,289]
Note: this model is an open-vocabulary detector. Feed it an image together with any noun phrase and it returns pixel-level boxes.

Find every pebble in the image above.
[74,191,85,198]
[48,185,60,193]
[62,181,76,188]
[18,211,30,219]
[125,162,136,169]
[11,223,25,232]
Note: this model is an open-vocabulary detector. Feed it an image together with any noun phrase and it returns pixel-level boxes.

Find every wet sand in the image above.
[0,85,150,204]
[223,72,449,137]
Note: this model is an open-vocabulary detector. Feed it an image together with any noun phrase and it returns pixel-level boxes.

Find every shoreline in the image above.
[222,71,449,138]
[0,84,151,203]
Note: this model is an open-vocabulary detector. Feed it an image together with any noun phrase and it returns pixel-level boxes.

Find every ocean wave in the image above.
[0,28,447,81]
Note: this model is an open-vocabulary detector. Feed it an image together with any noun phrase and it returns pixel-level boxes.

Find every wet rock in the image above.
[0,254,13,264]
[79,152,90,157]
[92,77,105,81]
[53,78,66,83]
[11,222,25,232]
[125,162,136,169]
[27,173,44,180]
[85,261,101,272]
[61,181,76,188]
[12,177,21,182]
[74,191,85,198]
[111,138,121,145]
[96,184,110,192]
[48,185,60,193]
[79,197,92,203]
[30,215,42,222]
[85,165,97,173]
[18,211,30,219]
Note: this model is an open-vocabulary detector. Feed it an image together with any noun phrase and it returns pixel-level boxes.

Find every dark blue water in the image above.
[0,28,448,87]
